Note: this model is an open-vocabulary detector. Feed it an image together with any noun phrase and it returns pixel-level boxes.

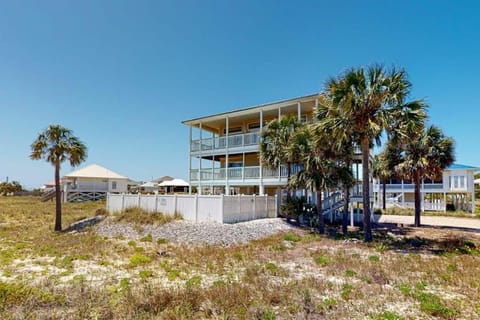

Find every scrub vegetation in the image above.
[1,196,480,319]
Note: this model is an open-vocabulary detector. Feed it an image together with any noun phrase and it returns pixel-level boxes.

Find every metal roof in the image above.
[446,163,479,170]
[63,164,128,180]
[182,93,318,126]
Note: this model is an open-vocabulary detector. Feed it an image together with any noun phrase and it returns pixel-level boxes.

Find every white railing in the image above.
[374,183,444,192]
[191,132,261,152]
[190,165,293,182]
[106,193,277,224]
[382,199,446,211]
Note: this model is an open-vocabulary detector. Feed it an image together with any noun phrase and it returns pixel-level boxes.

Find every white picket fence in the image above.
[106,193,278,224]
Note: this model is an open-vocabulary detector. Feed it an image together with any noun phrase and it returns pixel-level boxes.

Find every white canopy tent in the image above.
[159,178,189,193]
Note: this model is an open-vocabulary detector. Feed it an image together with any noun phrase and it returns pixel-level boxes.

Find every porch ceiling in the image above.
[183,94,318,133]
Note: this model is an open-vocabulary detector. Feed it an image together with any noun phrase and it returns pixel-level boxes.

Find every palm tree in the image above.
[288,125,337,234]
[372,154,391,211]
[394,125,454,227]
[373,142,403,211]
[30,125,87,231]
[322,65,426,241]
[316,94,356,235]
[260,115,303,182]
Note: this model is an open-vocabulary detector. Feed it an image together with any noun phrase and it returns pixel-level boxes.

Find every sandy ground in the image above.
[375,214,480,232]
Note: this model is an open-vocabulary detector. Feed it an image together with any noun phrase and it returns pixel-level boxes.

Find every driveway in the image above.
[374,214,480,231]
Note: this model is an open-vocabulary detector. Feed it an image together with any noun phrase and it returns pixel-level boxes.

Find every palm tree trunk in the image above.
[414,175,421,227]
[317,189,324,234]
[342,186,350,235]
[54,162,62,232]
[361,138,372,242]
[382,178,387,211]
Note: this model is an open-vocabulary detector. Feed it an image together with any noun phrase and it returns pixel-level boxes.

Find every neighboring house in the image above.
[183,94,363,196]
[373,163,478,213]
[61,164,128,202]
[152,176,174,184]
[139,181,159,193]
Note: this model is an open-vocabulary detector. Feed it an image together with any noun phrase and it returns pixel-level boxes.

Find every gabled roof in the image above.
[446,163,479,170]
[152,176,174,183]
[64,164,128,180]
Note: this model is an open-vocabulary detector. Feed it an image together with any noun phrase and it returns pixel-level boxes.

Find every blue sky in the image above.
[0,1,479,188]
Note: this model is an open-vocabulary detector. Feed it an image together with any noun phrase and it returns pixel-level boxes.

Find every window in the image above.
[228,162,243,168]
[223,126,242,135]
[112,181,117,190]
[300,114,308,123]
[459,176,465,189]
[248,122,260,132]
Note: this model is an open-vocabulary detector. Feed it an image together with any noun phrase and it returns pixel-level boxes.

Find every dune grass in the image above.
[113,206,182,225]
[0,196,479,319]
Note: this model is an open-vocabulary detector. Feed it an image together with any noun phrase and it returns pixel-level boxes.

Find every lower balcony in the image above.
[190,165,297,185]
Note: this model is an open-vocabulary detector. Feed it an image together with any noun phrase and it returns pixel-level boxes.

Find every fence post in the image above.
[155,194,159,213]
[221,194,225,223]
[137,194,141,207]
[253,195,256,220]
[274,194,278,217]
[174,194,178,215]
[195,194,199,222]
[106,193,109,211]
[238,195,241,221]
[121,194,125,212]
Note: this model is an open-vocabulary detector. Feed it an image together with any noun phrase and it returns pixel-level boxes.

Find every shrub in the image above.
[283,232,301,242]
[128,254,153,268]
[140,234,153,242]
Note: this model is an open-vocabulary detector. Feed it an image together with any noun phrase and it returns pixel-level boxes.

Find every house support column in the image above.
[297,102,301,121]
[198,123,203,195]
[472,189,475,214]
[259,110,264,195]
[225,117,230,195]
[443,192,447,212]
[350,202,354,227]
[188,125,192,194]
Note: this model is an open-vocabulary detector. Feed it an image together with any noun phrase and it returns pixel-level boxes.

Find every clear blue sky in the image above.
[1,1,479,189]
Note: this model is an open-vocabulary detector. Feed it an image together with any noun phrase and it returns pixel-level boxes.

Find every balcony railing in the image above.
[190,165,304,182]
[191,132,260,152]
[374,183,444,192]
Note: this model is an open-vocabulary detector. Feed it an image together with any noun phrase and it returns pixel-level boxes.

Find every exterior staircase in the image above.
[40,189,56,202]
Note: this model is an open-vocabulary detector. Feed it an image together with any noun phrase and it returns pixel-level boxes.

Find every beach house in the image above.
[183,94,364,197]
[373,163,478,213]
[42,164,129,202]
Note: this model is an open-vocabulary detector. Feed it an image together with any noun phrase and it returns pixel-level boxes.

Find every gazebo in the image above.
[159,178,189,194]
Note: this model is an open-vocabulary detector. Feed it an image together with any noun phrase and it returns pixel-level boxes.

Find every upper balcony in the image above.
[191,132,261,155]
[190,131,362,157]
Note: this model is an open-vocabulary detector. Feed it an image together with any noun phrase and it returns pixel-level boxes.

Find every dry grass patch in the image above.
[112,207,182,225]
[1,197,480,319]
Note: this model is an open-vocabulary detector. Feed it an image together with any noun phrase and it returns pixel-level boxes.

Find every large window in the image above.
[112,181,117,190]
[451,175,466,189]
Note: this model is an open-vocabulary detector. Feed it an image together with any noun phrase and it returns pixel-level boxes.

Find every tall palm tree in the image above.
[316,94,356,235]
[288,125,337,234]
[322,65,426,241]
[260,115,303,182]
[394,125,454,227]
[30,125,87,231]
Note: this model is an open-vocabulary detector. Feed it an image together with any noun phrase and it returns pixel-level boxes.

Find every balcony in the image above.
[191,132,260,154]
[373,183,444,192]
[190,165,302,183]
